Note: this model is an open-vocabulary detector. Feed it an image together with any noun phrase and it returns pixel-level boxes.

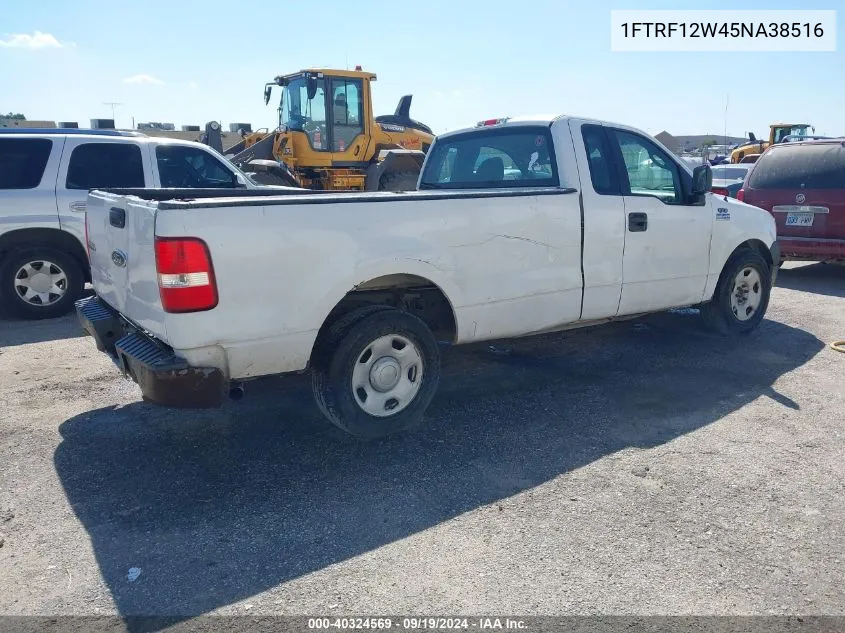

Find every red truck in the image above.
[739,139,845,263]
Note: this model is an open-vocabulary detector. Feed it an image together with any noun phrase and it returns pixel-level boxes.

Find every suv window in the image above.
[66,142,145,190]
[420,127,558,189]
[748,144,845,190]
[0,138,53,189]
[581,125,619,195]
[613,130,681,203]
[156,145,238,188]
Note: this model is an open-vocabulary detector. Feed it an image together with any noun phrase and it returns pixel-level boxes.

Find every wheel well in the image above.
[708,239,773,302]
[315,275,458,358]
[0,228,90,282]
[736,239,773,270]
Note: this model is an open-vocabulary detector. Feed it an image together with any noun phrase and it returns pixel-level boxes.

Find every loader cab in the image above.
[275,69,375,157]
[770,124,812,145]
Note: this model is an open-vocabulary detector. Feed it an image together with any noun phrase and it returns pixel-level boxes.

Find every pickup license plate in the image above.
[785,212,814,227]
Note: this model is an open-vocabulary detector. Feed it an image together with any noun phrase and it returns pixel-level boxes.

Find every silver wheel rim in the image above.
[730,266,763,321]
[351,334,424,418]
[13,260,68,307]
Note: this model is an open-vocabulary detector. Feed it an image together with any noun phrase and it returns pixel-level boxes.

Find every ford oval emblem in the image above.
[111,250,127,268]
[795,193,806,204]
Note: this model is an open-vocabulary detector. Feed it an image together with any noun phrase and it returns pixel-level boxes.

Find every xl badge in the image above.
[795,193,806,204]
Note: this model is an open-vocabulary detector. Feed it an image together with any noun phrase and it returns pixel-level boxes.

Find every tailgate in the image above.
[765,190,845,240]
[86,191,168,339]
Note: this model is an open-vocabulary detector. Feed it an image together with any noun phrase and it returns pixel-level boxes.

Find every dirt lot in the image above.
[0,262,843,618]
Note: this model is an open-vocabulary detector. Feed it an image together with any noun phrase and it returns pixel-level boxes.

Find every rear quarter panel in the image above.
[155,190,583,378]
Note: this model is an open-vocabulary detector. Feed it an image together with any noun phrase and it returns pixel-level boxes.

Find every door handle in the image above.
[628,212,648,232]
[69,201,87,213]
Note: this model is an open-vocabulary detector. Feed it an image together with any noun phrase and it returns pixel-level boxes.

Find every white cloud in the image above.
[123,74,165,85]
[0,31,67,49]
[188,81,199,90]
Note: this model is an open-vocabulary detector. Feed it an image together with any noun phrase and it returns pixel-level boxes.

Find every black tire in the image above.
[0,247,84,320]
[378,171,419,192]
[700,249,771,336]
[311,307,440,439]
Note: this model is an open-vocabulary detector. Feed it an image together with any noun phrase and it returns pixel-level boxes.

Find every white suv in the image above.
[0,129,260,319]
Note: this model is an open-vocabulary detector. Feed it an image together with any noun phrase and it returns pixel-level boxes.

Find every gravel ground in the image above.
[0,262,843,619]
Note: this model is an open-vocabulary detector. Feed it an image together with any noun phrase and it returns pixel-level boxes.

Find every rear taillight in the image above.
[737,188,745,202]
[711,187,730,197]
[154,237,218,313]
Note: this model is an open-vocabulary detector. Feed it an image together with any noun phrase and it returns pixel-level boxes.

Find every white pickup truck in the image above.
[77,115,779,438]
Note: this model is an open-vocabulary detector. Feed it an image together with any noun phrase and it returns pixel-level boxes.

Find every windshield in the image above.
[773,125,810,143]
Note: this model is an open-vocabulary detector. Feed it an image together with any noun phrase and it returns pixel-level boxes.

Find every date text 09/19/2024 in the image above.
[307,617,527,630]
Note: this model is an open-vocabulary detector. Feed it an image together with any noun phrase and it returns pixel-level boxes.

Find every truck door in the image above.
[328,76,367,161]
[609,129,712,315]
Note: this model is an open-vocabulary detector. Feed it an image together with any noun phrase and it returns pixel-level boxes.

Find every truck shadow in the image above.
[53,311,822,626]
[0,288,93,348]
[776,262,845,299]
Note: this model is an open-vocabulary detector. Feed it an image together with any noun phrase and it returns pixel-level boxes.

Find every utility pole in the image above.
[102,102,123,127]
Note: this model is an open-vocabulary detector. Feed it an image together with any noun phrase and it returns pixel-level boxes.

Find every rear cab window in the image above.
[420,126,559,189]
[65,142,145,189]
[748,144,845,189]
[0,138,53,189]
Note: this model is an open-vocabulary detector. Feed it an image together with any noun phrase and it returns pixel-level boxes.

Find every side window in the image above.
[613,130,681,204]
[66,143,145,190]
[330,78,364,151]
[0,139,53,189]
[156,145,238,188]
[581,125,619,195]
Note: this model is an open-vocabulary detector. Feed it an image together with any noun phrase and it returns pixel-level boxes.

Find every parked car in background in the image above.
[0,129,291,319]
[739,139,845,264]
[710,164,752,198]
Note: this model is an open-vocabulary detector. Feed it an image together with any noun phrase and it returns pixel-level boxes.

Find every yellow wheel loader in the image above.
[204,68,434,191]
[729,123,813,164]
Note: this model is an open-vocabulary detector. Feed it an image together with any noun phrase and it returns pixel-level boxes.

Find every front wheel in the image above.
[701,249,771,335]
[311,308,441,439]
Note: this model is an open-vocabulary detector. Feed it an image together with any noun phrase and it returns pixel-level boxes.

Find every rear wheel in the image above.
[0,247,84,320]
[701,249,771,335]
[378,171,419,192]
[311,307,440,438]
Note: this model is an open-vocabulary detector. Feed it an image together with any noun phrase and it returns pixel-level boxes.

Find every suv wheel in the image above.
[0,247,84,320]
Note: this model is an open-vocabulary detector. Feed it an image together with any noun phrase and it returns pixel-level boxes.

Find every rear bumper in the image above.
[75,295,227,408]
[778,236,845,261]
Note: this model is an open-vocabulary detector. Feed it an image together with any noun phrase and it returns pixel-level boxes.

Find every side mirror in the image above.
[691,164,712,196]
[306,75,318,100]
[263,85,273,106]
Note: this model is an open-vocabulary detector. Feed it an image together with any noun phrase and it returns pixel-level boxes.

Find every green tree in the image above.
[2,112,26,120]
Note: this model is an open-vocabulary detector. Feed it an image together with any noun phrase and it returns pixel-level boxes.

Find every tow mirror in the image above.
[306,75,318,100]
[263,85,273,106]
[691,164,712,196]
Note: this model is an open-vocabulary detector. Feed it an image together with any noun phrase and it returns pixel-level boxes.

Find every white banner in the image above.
[611,10,837,52]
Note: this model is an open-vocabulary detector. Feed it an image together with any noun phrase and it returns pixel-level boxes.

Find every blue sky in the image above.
[1,0,841,138]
